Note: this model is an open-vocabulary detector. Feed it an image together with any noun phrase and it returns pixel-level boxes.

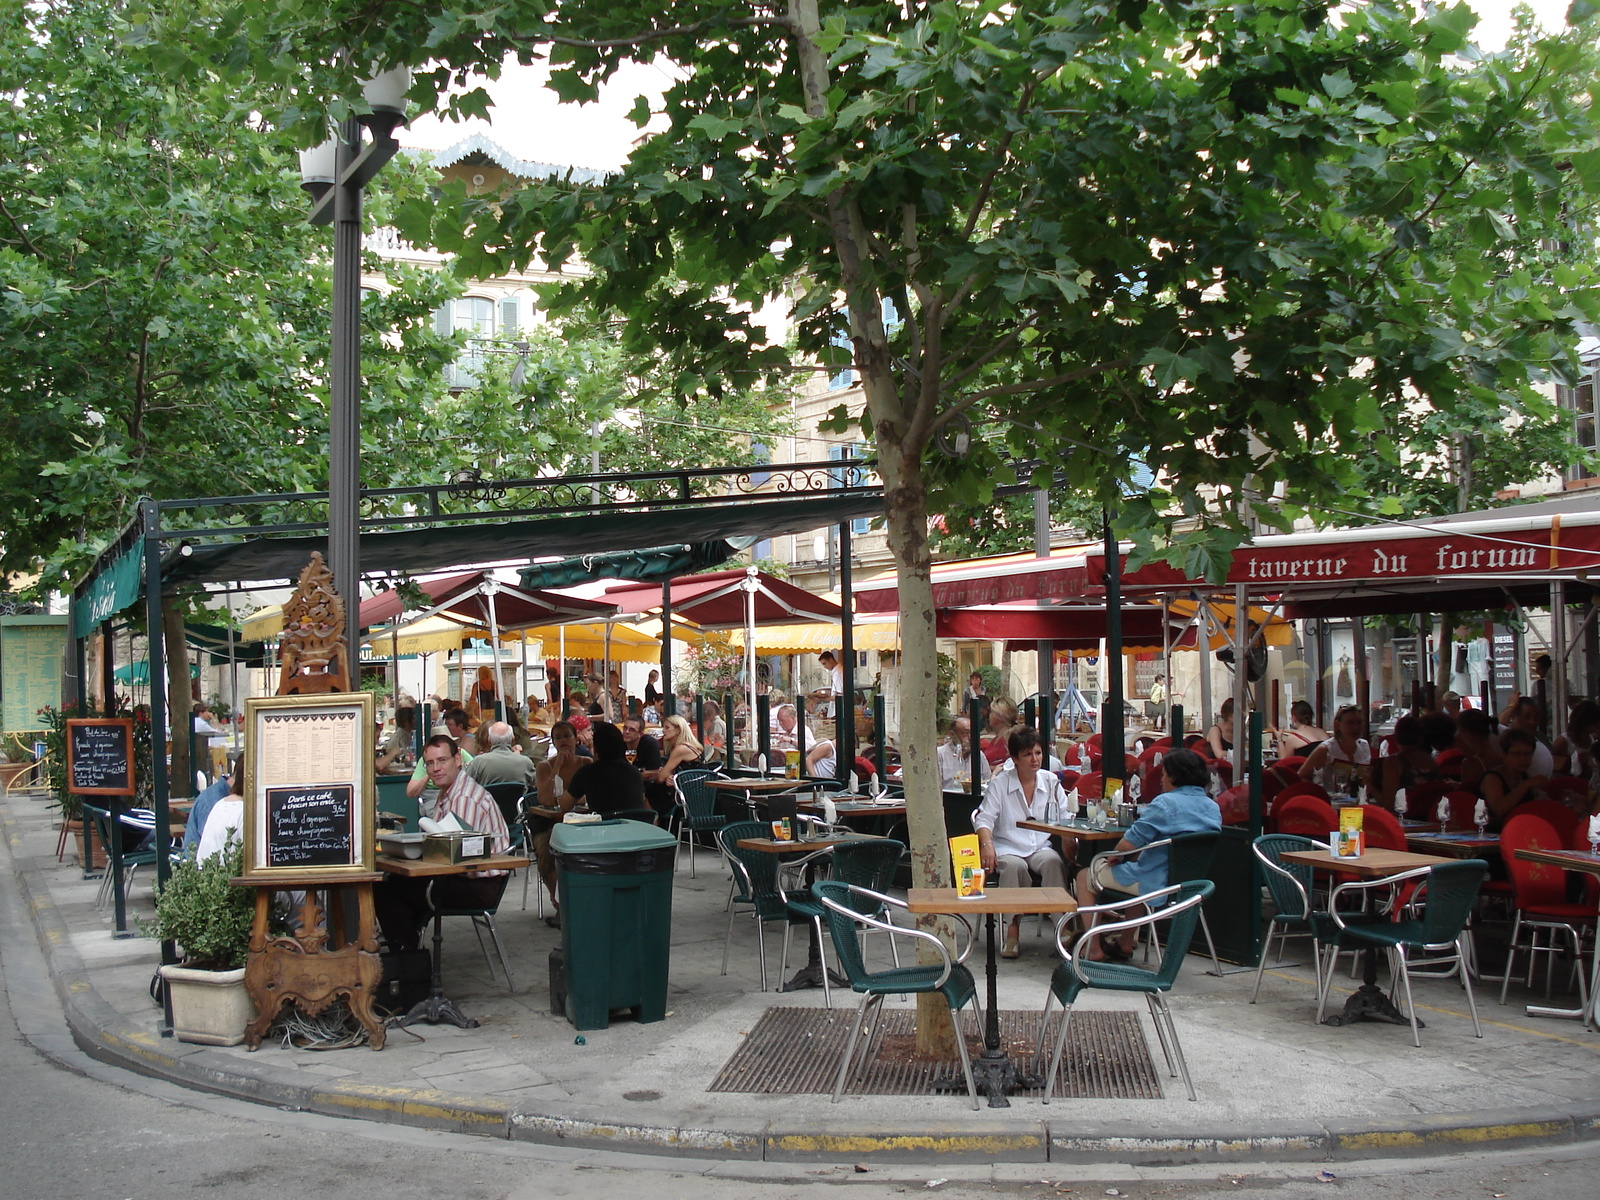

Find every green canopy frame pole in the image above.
[837,520,856,784]
[661,581,675,718]
[1101,511,1125,783]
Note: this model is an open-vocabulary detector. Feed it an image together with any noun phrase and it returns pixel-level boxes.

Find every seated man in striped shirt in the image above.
[375,735,511,952]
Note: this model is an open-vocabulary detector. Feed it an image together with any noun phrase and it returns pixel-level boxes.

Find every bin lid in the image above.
[550,818,677,855]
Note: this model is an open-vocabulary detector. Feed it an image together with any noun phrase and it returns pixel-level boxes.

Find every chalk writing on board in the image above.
[67,719,133,794]
[265,784,354,868]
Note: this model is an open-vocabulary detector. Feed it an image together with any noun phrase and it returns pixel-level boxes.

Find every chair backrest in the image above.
[676,768,721,818]
[1501,813,1570,909]
[1087,733,1103,754]
[1358,804,1409,851]
[1433,748,1466,778]
[812,880,885,987]
[1075,771,1104,800]
[1136,880,1216,989]
[1214,784,1251,827]
[1402,779,1452,820]
[484,783,526,830]
[1530,787,1586,839]
[1166,831,1221,883]
[1140,764,1166,805]
[1412,860,1489,946]
[828,839,906,912]
[1253,834,1319,920]
[1274,795,1339,840]
[719,819,787,914]
[1272,755,1308,779]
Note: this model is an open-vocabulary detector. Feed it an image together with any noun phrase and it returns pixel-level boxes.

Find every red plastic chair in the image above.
[1055,769,1081,792]
[1087,733,1104,756]
[1215,783,1251,826]
[1541,778,1590,817]
[1209,758,1234,790]
[1402,779,1453,822]
[1434,748,1466,779]
[1358,805,1409,852]
[1512,797,1581,845]
[1074,771,1105,801]
[1273,755,1309,779]
[1498,814,1598,1005]
[1274,795,1339,841]
[1140,763,1166,805]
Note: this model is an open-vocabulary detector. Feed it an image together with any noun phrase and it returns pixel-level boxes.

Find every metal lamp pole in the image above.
[300,67,408,659]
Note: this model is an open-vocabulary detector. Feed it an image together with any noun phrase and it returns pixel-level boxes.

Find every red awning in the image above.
[853,546,1097,613]
[357,570,615,630]
[602,568,841,629]
[937,606,1166,643]
[1081,504,1600,616]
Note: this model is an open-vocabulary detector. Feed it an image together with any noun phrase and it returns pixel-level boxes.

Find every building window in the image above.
[1559,365,1600,482]
[435,296,497,388]
[829,444,871,535]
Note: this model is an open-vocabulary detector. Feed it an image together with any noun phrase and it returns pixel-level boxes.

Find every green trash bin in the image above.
[551,818,677,1031]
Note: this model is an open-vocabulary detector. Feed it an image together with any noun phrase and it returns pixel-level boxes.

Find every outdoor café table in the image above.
[1405,831,1500,859]
[904,886,1078,1108]
[1280,847,1455,1029]
[1018,817,1130,872]
[1512,846,1600,1030]
[705,774,818,821]
[735,832,882,992]
[796,796,908,823]
[375,852,530,1029]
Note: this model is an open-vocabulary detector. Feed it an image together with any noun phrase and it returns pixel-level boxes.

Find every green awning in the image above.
[73,543,142,638]
[518,541,735,589]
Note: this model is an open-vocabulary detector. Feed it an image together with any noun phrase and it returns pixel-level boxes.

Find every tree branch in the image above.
[933,357,1132,427]
[0,196,45,259]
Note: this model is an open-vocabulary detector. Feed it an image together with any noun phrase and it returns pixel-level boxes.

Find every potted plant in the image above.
[153,838,256,1045]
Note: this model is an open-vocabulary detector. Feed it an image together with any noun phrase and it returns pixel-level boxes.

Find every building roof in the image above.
[432,134,612,187]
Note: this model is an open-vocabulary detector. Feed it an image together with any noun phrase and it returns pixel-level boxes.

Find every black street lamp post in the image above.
[299,67,408,658]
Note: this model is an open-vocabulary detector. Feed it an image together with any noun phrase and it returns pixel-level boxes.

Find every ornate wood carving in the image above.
[239,875,387,1051]
[276,552,352,695]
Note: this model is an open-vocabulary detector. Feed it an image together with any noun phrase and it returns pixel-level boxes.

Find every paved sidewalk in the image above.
[4,787,1598,1165]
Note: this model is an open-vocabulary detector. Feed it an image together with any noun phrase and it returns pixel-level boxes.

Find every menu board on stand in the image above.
[66,717,136,932]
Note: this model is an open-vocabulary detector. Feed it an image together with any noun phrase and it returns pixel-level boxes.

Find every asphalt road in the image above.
[1,873,1596,1200]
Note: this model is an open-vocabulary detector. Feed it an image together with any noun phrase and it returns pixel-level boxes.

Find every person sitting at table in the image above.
[1451,707,1500,792]
[980,697,1018,769]
[1274,700,1327,758]
[1378,715,1440,809]
[376,736,510,951]
[465,721,536,790]
[1298,704,1371,796]
[937,715,992,791]
[567,722,646,817]
[375,705,417,773]
[771,703,814,752]
[642,714,703,786]
[194,763,246,861]
[184,757,241,852]
[623,715,672,818]
[698,699,727,753]
[1205,698,1236,759]
[535,720,589,804]
[443,708,479,755]
[1479,727,1550,831]
[1074,747,1221,961]
[975,727,1071,960]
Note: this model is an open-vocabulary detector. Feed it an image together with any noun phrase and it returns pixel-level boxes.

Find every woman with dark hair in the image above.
[567,721,646,817]
[974,726,1071,959]
[1378,715,1440,809]
[1452,708,1501,793]
[1074,747,1221,961]
[1275,700,1327,757]
[1298,705,1371,795]
[1205,698,1236,759]
[534,720,589,807]
[1479,727,1549,831]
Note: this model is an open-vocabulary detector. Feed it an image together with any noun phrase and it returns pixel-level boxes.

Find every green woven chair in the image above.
[1317,859,1488,1047]
[782,838,905,1008]
[719,819,804,990]
[1041,879,1215,1102]
[674,768,725,878]
[813,880,981,1108]
[1093,831,1223,974]
[1250,833,1329,1003]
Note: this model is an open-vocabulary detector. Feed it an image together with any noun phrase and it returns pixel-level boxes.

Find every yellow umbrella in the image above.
[521,622,666,663]
[726,619,900,653]
[1165,598,1294,650]
[240,604,284,641]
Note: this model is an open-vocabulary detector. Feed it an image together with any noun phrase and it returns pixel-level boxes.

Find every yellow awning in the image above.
[523,622,666,663]
[1166,598,1294,650]
[726,620,900,653]
[240,604,284,641]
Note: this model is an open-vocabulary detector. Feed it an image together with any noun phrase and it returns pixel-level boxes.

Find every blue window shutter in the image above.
[499,295,520,333]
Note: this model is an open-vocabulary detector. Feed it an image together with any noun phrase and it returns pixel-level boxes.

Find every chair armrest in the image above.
[1096,835,1170,864]
[1065,884,1207,982]
[1053,882,1183,955]
[817,886,958,990]
[1327,865,1435,930]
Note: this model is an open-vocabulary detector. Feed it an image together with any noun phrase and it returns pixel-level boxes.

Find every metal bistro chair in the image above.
[782,838,906,1008]
[84,804,159,911]
[719,820,804,991]
[1498,814,1596,1007]
[1041,880,1215,1102]
[813,880,982,1109]
[1250,834,1330,1003]
[674,768,726,878]
[1317,859,1489,1048]
[1094,831,1223,975]
[434,872,517,993]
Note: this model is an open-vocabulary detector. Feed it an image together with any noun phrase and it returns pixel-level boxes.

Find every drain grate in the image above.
[709,1006,1162,1100]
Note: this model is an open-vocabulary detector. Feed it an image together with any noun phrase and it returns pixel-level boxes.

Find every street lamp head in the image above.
[298,139,337,201]
[359,65,412,141]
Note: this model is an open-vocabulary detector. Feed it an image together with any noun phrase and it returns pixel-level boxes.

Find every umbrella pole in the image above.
[487,586,504,722]
[1198,600,1214,736]
[1160,592,1171,734]
[745,570,757,764]
[559,626,566,716]
[605,621,613,721]
[226,585,240,755]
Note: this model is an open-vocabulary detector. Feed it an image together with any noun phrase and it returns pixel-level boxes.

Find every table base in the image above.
[931,1046,1041,1108]
[399,991,479,1029]
[1323,982,1422,1029]
[780,961,848,992]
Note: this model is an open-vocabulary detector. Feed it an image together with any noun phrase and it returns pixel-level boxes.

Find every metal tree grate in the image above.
[709,1006,1162,1100]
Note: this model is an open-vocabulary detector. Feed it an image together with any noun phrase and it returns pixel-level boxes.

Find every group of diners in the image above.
[971,726,1223,962]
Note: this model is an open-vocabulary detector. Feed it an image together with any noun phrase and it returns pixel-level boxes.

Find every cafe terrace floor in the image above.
[4,784,1597,1169]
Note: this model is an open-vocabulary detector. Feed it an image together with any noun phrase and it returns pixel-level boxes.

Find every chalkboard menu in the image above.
[265,784,355,868]
[242,692,375,880]
[66,718,134,796]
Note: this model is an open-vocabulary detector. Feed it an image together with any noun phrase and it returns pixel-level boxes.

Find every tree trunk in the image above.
[876,434,958,1057]
[163,599,193,800]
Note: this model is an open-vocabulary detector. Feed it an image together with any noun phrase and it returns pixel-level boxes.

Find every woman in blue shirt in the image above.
[1074,747,1221,961]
